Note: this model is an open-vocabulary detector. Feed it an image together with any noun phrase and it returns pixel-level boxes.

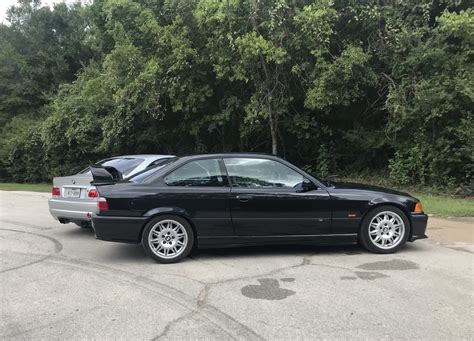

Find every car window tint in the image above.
[99,158,144,176]
[224,158,304,188]
[146,157,177,169]
[79,158,143,176]
[164,159,226,187]
[129,158,179,183]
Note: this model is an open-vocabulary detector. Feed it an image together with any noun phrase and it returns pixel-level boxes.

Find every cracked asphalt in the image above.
[1,191,473,340]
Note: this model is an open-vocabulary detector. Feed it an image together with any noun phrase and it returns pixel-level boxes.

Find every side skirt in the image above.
[197,234,358,249]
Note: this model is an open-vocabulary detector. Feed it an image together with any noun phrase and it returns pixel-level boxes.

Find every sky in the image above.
[0,0,85,23]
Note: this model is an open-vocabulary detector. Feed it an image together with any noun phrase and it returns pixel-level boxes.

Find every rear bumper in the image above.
[92,215,147,243]
[409,213,428,241]
[48,198,98,222]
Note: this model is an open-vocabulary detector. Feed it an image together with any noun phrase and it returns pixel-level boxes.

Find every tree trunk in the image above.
[269,111,278,155]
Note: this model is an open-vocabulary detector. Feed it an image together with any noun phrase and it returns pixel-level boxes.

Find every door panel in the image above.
[230,188,331,236]
[223,157,332,236]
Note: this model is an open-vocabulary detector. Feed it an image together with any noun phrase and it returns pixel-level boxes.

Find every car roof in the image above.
[111,154,175,161]
[178,153,278,161]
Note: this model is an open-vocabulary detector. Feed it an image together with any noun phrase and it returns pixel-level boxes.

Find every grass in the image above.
[0,180,472,217]
[0,182,51,193]
[413,193,474,217]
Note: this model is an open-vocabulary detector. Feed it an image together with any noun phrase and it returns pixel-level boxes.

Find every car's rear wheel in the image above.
[141,215,194,263]
[359,206,410,253]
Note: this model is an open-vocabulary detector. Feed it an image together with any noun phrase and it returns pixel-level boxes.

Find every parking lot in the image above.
[1,191,473,340]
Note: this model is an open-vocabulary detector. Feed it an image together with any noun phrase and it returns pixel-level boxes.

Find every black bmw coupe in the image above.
[91,153,428,263]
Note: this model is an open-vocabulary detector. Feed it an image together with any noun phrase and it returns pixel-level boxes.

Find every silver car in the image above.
[48,154,174,227]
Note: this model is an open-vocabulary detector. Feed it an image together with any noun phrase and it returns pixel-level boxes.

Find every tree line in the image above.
[0,0,472,188]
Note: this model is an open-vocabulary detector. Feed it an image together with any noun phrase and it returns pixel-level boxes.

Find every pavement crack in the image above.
[0,228,63,253]
[197,284,210,308]
[152,310,197,340]
[39,255,263,340]
[0,219,52,230]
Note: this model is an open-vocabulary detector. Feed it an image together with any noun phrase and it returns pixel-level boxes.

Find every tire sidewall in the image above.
[141,215,195,263]
[360,206,410,254]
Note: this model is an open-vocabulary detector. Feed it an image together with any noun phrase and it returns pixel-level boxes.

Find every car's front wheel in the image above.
[359,206,410,253]
[141,215,194,263]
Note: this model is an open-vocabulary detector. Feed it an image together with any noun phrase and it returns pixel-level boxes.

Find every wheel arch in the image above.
[139,208,198,243]
[359,202,413,238]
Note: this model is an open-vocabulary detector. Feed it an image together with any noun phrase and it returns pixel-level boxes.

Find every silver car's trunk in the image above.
[53,173,95,199]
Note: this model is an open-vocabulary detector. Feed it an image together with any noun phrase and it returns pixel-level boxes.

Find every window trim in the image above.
[222,156,308,190]
[162,158,230,188]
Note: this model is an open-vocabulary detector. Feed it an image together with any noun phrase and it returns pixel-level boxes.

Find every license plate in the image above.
[65,188,81,198]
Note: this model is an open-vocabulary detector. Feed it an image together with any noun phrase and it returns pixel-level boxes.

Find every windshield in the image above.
[80,157,144,176]
[128,157,179,183]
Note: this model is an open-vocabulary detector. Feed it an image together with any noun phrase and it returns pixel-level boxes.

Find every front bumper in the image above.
[92,215,147,243]
[49,198,98,222]
[409,213,428,241]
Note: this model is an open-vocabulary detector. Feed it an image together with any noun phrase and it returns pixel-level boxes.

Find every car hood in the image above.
[328,181,413,198]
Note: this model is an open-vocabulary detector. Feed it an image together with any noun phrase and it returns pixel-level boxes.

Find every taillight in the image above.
[52,187,60,197]
[98,197,108,212]
[414,201,423,213]
[88,188,99,198]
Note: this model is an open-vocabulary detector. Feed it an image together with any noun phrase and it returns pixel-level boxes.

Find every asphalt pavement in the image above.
[1,191,473,340]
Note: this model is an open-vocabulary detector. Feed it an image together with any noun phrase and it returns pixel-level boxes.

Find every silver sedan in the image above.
[48,154,174,227]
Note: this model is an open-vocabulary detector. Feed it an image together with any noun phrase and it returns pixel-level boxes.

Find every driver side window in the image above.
[224,158,304,188]
[164,159,226,187]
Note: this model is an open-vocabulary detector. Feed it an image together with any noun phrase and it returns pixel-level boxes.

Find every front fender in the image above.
[361,196,417,238]
[368,195,416,213]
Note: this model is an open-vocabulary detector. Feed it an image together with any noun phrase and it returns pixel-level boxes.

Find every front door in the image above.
[223,157,331,236]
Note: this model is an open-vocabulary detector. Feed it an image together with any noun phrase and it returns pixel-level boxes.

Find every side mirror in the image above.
[295,179,317,193]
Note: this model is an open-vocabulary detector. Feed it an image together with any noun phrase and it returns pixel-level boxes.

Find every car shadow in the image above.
[61,226,427,263]
[96,243,367,265]
[59,225,96,238]
[190,243,366,260]
[110,241,426,263]
[102,243,151,263]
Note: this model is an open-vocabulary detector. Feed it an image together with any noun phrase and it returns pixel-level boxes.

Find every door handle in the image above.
[236,195,252,202]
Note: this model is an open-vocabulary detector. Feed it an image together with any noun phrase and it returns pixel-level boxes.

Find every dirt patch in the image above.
[427,217,473,243]
[357,259,419,271]
[241,278,295,300]
[354,271,389,280]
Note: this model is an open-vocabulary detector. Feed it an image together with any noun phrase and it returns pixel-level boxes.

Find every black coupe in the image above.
[91,153,428,263]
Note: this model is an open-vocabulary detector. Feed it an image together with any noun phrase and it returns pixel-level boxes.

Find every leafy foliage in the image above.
[0,0,472,189]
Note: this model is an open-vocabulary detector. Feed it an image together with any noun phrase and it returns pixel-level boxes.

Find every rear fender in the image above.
[140,207,195,241]
[143,207,191,218]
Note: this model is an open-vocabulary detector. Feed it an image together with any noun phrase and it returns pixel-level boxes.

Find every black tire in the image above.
[141,215,194,264]
[359,205,410,254]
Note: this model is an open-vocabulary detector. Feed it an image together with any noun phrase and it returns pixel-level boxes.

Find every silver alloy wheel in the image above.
[148,219,188,259]
[368,211,405,250]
